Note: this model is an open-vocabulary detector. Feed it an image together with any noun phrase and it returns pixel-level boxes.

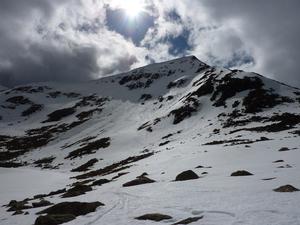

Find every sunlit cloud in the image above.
[0,0,299,87]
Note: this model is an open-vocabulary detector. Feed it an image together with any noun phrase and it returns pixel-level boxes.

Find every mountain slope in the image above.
[0,56,300,225]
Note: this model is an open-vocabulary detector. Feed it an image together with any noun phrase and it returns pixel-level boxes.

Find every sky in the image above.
[0,0,299,88]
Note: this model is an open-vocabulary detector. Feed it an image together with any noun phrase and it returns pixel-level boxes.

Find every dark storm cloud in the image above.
[0,0,96,87]
[0,0,142,87]
[0,45,100,87]
[197,0,300,87]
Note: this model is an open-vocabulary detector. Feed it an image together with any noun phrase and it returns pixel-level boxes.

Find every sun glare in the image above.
[120,0,144,19]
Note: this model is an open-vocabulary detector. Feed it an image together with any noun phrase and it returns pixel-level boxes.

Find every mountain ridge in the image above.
[0,56,300,225]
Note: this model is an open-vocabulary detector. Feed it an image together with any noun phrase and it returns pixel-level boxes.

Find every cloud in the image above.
[195,0,300,87]
[0,0,300,87]
[0,0,148,87]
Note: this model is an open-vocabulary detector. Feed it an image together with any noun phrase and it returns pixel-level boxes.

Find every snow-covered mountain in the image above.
[0,56,300,225]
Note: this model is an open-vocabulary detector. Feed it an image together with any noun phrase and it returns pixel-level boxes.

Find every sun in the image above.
[120,0,144,19]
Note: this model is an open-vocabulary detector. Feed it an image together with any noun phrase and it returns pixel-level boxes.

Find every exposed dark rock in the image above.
[137,172,149,178]
[230,113,300,133]
[7,86,51,94]
[273,160,284,163]
[291,130,300,136]
[195,165,212,169]
[167,79,187,89]
[70,179,95,187]
[123,176,155,187]
[62,184,92,198]
[191,77,214,97]
[277,164,292,169]
[63,92,81,98]
[32,200,53,208]
[34,157,55,165]
[162,133,173,139]
[211,76,263,107]
[48,91,62,98]
[135,213,172,222]
[232,101,240,108]
[34,214,76,225]
[33,189,67,199]
[76,109,101,120]
[43,108,76,123]
[273,185,299,192]
[74,95,108,108]
[66,138,110,160]
[92,179,111,186]
[137,118,161,131]
[62,136,97,149]
[243,89,293,113]
[231,170,253,176]
[74,152,154,180]
[167,95,174,101]
[262,177,276,181]
[37,201,104,216]
[159,141,170,146]
[175,170,199,181]
[112,172,129,180]
[12,210,24,215]
[278,147,290,152]
[0,132,53,156]
[71,158,98,172]
[203,137,269,146]
[6,96,32,105]
[222,115,266,128]
[6,200,32,212]
[146,127,153,132]
[0,161,24,168]
[173,216,204,224]
[138,121,151,131]
[169,99,199,124]
[140,94,152,101]
[0,150,26,161]
[22,104,43,117]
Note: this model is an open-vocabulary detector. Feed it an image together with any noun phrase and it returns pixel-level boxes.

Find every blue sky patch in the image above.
[106,8,154,45]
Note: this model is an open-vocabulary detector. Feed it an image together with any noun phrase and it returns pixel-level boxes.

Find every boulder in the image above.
[273,185,299,192]
[173,216,203,225]
[230,170,253,176]
[175,170,199,181]
[34,214,76,225]
[135,213,172,222]
[123,176,155,187]
[37,201,104,216]
[32,200,52,208]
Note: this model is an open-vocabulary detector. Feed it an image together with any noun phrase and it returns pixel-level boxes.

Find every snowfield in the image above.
[0,56,299,225]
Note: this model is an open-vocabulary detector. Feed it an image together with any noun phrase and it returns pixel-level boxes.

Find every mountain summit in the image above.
[0,56,300,225]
